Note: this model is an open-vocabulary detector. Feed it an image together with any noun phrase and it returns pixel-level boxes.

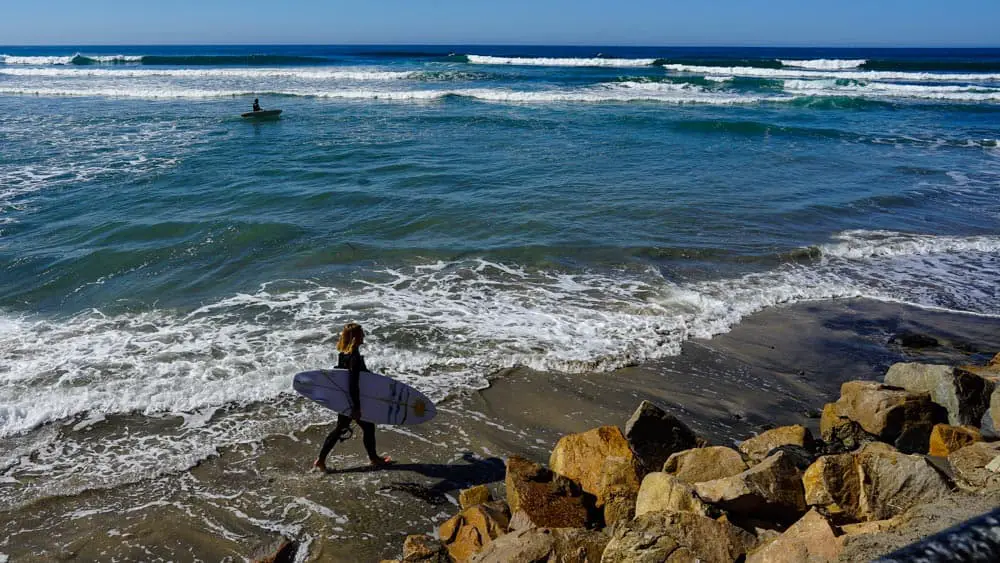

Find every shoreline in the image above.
[2,297,1000,561]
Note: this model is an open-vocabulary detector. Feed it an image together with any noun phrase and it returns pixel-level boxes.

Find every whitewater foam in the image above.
[661,63,1000,83]
[467,54,658,67]
[780,59,867,70]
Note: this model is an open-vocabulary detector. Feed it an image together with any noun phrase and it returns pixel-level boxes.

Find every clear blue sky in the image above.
[2,0,998,46]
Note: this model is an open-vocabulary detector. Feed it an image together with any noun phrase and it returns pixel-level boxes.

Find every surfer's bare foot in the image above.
[312,458,330,473]
[369,455,393,468]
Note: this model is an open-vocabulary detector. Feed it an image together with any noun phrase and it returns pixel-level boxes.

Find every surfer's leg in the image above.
[315,415,352,470]
[359,421,389,465]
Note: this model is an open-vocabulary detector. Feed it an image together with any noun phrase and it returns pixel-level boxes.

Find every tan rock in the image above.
[470,528,608,563]
[820,402,875,450]
[948,441,1000,489]
[602,486,638,528]
[990,386,1000,436]
[251,538,298,563]
[601,510,755,563]
[599,455,642,499]
[504,456,594,529]
[855,442,951,521]
[746,509,843,563]
[928,424,982,457]
[739,425,814,463]
[438,504,510,562]
[693,450,806,522]
[402,534,448,562]
[663,446,747,483]
[549,426,634,505]
[802,453,858,512]
[635,472,710,518]
[458,485,492,509]
[828,380,947,453]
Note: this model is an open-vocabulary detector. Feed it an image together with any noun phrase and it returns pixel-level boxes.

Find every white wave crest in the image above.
[467,54,657,67]
[661,63,1000,83]
[0,66,418,81]
[0,53,142,65]
[782,79,1000,102]
[819,230,1000,259]
[780,59,867,70]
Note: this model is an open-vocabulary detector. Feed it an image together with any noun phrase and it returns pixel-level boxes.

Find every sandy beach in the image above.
[2,296,999,561]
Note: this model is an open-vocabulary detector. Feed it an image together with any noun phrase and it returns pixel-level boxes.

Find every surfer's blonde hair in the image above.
[337,322,365,354]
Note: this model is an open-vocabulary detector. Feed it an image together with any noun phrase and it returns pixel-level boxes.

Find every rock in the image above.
[634,472,710,518]
[855,442,951,521]
[602,486,638,529]
[470,528,608,563]
[504,456,596,529]
[624,400,700,474]
[819,403,878,453]
[507,510,535,532]
[662,446,747,483]
[459,485,492,509]
[827,380,947,453]
[549,426,635,505]
[739,425,815,464]
[890,330,939,349]
[693,450,806,523]
[746,509,843,563]
[598,455,641,499]
[928,424,982,457]
[948,441,1000,489]
[989,386,1000,437]
[802,453,859,513]
[402,535,449,562]
[885,362,994,427]
[601,510,755,563]
[438,503,510,562]
[251,538,298,563]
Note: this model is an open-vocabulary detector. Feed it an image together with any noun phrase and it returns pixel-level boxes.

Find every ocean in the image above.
[1,45,999,528]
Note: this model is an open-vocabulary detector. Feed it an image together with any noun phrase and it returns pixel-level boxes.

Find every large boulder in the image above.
[504,456,596,529]
[470,528,608,563]
[928,424,982,457]
[825,380,947,453]
[549,426,637,506]
[634,472,710,518]
[885,363,994,427]
[438,503,510,562]
[855,442,952,521]
[662,446,747,483]
[739,425,814,464]
[624,401,700,474]
[601,510,755,563]
[746,509,843,563]
[251,538,298,563]
[693,450,806,523]
[803,443,951,523]
[947,441,1000,489]
[599,456,641,527]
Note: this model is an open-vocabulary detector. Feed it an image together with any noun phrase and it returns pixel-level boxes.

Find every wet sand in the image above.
[2,298,1000,561]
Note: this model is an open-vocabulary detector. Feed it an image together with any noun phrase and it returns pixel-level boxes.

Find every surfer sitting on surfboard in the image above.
[252,98,261,112]
[313,322,393,472]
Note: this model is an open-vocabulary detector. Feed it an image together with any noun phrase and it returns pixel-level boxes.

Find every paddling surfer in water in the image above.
[313,322,392,472]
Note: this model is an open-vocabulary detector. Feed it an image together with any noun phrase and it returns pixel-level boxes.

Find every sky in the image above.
[1,0,998,47]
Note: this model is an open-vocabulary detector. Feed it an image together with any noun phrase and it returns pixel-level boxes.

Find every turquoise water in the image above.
[1,47,999,475]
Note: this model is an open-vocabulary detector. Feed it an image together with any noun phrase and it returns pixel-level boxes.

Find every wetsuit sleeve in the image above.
[348,352,362,411]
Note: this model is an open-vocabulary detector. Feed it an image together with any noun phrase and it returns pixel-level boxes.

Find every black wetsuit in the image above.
[317,350,378,463]
[252,101,261,112]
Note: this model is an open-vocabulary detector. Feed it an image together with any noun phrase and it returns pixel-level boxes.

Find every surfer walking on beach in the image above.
[313,322,392,472]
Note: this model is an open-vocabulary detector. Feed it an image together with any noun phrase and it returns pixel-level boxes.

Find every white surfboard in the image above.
[293,369,436,426]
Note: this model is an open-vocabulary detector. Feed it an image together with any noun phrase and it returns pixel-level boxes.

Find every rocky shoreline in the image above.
[374,354,1000,563]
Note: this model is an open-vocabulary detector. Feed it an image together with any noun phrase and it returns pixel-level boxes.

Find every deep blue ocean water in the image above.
[0,46,999,496]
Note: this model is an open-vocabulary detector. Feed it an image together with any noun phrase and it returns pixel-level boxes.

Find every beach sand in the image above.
[3,297,1000,561]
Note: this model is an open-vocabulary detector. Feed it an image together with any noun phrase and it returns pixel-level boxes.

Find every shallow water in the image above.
[1,45,999,524]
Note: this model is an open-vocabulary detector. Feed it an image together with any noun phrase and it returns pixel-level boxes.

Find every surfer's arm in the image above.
[348,353,362,416]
